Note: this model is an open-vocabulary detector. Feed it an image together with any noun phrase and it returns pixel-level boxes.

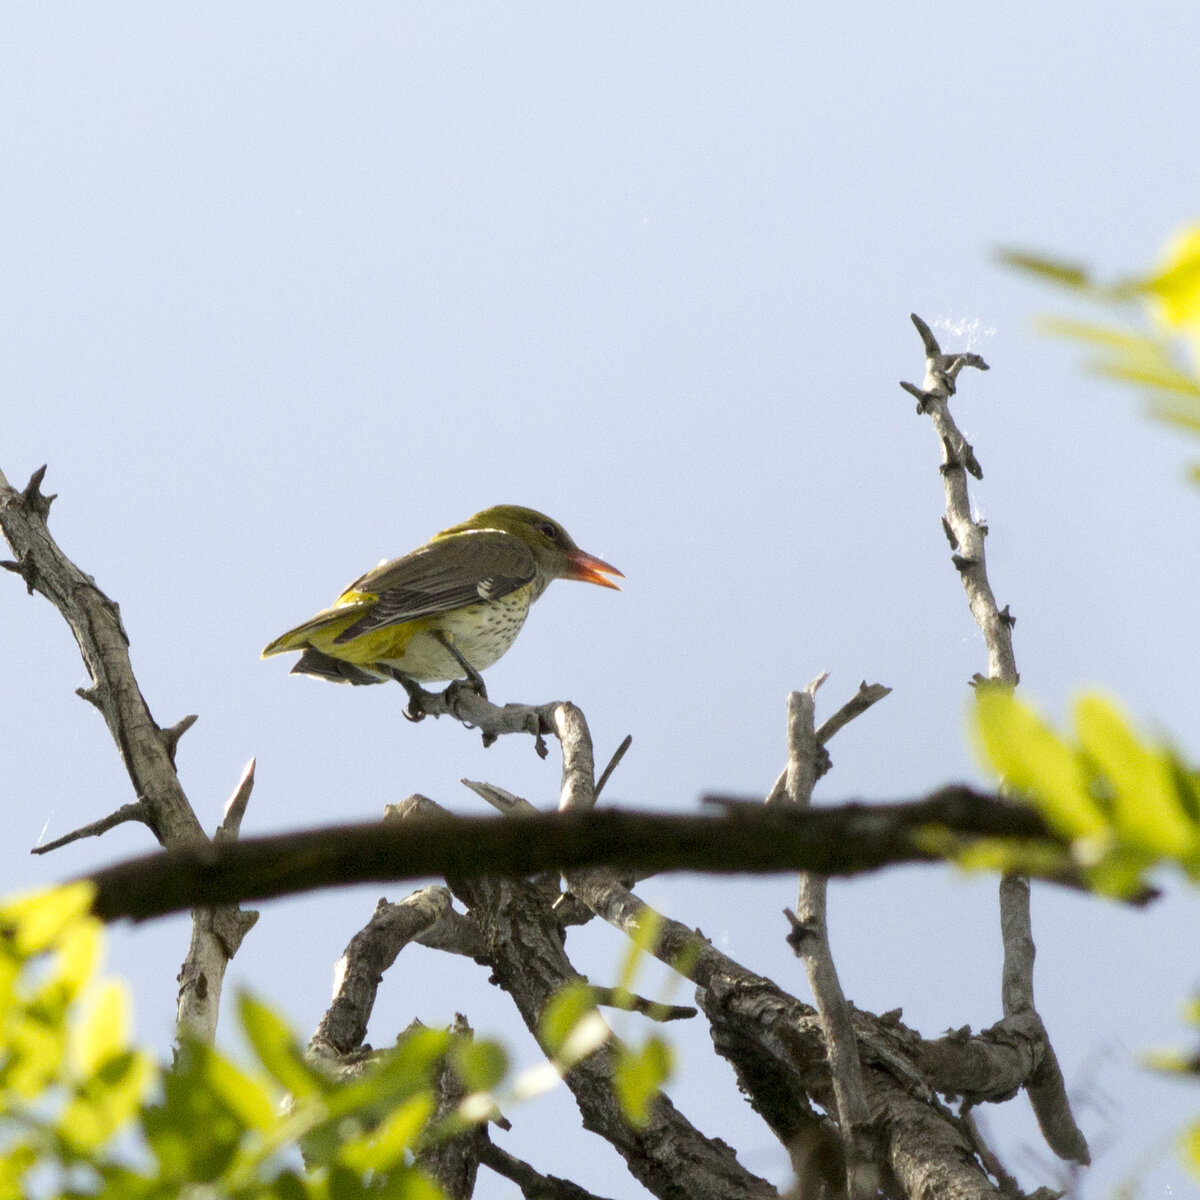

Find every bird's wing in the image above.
[332,530,536,643]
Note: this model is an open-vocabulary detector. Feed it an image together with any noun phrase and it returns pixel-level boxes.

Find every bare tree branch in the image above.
[478,1132,620,1200]
[766,679,890,804]
[781,683,879,1199]
[310,887,486,1058]
[395,795,779,1200]
[903,314,1090,1166]
[415,1014,484,1200]
[78,786,1105,924]
[0,463,256,1047]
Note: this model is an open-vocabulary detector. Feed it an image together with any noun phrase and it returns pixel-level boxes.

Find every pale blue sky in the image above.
[3,5,1199,1196]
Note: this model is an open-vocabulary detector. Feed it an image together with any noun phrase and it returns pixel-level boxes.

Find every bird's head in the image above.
[441,505,623,590]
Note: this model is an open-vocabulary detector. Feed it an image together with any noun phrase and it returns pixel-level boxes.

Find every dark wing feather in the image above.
[332,530,535,644]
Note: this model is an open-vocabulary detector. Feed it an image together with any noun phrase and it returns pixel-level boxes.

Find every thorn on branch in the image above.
[1,555,38,593]
[595,734,633,799]
[950,553,975,573]
[782,906,820,955]
[999,606,1016,628]
[970,672,1020,691]
[910,312,941,357]
[940,518,957,549]
[75,683,104,710]
[21,465,57,520]
[161,714,199,764]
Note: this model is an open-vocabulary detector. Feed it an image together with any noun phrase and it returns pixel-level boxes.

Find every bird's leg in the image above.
[378,665,433,722]
[433,631,489,702]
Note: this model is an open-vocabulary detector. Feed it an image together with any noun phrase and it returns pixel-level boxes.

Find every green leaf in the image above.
[1184,1121,1200,1178]
[144,1045,253,1183]
[612,1037,672,1126]
[1091,354,1200,397]
[0,883,96,956]
[1073,696,1197,857]
[919,830,1075,881]
[58,1050,153,1154]
[69,980,131,1077]
[239,991,325,1098]
[539,981,598,1056]
[272,1169,313,1200]
[450,1038,508,1093]
[39,919,102,1011]
[371,1167,448,1200]
[997,249,1093,290]
[321,1027,449,1126]
[1,1008,67,1096]
[972,690,1107,837]
[337,1093,436,1173]
[1033,316,1160,352]
[616,909,663,995]
[1143,225,1200,331]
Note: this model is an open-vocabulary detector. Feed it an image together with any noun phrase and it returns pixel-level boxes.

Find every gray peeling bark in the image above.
[0,464,256,1045]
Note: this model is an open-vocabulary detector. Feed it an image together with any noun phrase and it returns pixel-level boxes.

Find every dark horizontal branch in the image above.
[79,786,1101,924]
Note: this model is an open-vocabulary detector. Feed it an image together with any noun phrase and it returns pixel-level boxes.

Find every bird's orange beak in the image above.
[566,549,624,590]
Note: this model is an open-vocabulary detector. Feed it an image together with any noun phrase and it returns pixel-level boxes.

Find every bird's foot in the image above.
[443,673,489,712]
[380,666,433,721]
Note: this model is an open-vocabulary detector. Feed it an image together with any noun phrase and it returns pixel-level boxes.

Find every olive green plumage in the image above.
[262,505,621,685]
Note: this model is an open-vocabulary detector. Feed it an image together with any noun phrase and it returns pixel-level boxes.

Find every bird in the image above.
[262,505,622,692]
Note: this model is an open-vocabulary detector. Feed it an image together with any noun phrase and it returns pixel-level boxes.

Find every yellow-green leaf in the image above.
[997,249,1093,290]
[239,991,324,1098]
[539,981,597,1056]
[70,980,131,1077]
[58,1050,153,1153]
[612,1037,672,1126]
[338,1093,436,1173]
[1145,225,1200,333]
[450,1038,508,1093]
[972,690,1106,837]
[0,883,96,957]
[1073,695,1197,857]
[1184,1120,1200,1178]
[616,910,663,995]
[1033,316,1160,353]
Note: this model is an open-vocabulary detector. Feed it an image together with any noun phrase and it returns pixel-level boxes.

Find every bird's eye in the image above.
[538,521,559,540]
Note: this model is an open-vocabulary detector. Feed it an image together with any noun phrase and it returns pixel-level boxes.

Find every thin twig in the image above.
[31,801,151,855]
[478,1134,619,1200]
[766,679,890,804]
[586,986,696,1022]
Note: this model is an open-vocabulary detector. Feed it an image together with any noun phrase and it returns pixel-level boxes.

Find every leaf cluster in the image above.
[0,884,517,1199]
[1000,225,1200,475]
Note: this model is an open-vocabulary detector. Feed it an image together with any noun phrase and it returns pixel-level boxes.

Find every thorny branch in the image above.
[0,464,257,1045]
[903,313,1089,1165]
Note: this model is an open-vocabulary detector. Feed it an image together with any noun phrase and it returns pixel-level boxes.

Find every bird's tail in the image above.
[261,601,370,658]
[288,648,385,686]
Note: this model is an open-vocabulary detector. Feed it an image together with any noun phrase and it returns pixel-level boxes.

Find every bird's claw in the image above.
[380,666,431,721]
